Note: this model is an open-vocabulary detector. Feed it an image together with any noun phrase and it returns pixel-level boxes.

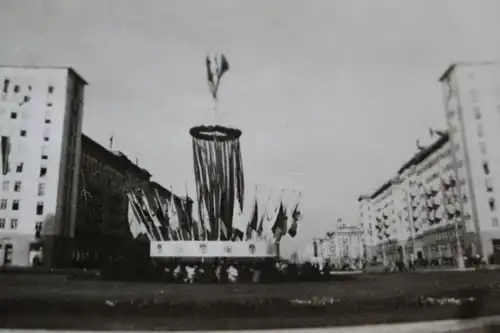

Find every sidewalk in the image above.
[3,315,500,333]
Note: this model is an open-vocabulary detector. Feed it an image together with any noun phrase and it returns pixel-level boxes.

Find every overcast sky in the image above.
[1,0,500,254]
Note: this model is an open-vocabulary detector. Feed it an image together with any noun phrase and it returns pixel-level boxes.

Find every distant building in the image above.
[439,62,500,262]
[0,66,86,267]
[305,224,364,266]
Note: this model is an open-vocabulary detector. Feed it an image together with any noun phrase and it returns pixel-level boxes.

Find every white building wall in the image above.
[0,66,86,266]
[440,62,500,258]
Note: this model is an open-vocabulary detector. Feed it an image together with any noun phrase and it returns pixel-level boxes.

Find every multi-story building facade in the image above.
[71,134,152,268]
[396,132,473,263]
[359,62,500,265]
[440,62,500,261]
[0,66,86,267]
[359,132,478,265]
[359,179,406,264]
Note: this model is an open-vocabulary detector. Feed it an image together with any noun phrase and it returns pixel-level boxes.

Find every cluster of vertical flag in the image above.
[127,187,194,242]
[126,184,303,243]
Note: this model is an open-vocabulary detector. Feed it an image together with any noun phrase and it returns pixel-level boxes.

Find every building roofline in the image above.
[439,64,456,82]
[357,194,371,202]
[0,65,88,85]
[397,131,449,174]
[439,61,500,82]
[363,131,449,201]
[369,180,392,200]
[81,133,150,177]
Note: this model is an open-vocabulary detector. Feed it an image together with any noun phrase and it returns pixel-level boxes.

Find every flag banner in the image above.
[246,199,259,240]
[150,240,277,258]
[271,202,287,237]
[231,228,244,241]
[191,125,244,241]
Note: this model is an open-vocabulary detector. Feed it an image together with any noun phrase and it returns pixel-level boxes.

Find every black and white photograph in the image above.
[1,1,500,332]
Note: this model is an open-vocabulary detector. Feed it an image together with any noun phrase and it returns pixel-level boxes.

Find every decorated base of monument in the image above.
[150,240,277,259]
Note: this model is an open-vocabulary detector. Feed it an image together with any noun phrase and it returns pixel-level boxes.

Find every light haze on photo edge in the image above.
[0,0,499,257]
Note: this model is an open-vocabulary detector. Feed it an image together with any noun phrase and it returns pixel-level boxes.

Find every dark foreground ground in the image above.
[2,270,500,331]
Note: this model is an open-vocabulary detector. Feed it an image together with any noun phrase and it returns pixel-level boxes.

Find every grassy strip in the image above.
[0,286,493,318]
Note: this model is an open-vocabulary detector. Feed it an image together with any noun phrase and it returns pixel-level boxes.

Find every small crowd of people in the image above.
[155,259,357,284]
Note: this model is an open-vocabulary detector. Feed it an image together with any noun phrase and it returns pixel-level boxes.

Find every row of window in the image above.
[2,79,54,95]
[17,128,51,144]
[0,199,44,215]
[9,163,48,177]
[0,218,18,230]
[0,219,43,231]
[10,111,53,123]
[1,181,45,195]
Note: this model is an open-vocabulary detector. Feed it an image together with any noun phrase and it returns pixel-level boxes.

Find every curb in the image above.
[3,315,500,333]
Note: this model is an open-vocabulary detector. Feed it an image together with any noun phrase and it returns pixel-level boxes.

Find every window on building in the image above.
[36,202,44,215]
[486,178,494,192]
[16,163,23,173]
[40,167,47,177]
[35,221,43,238]
[2,180,9,191]
[41,154,48,160]
[489,198,496,212]
[44,118,51,124]
[48,86,54,94]
[493,218,499,228]
[43,136,49,142]
[0,199,6,209]
[483,161,490,175]
[2,79,9,93]
[20,130,26,137]
[477,123,484,137]
[480,142,487,155]
[0,218,5,229]
[13,85,20,93]
[38,183,45,196]
[46,102,52,107]
[10,218,18,229]
[13,181,21,192]
[473,107,481,119]
[12,199,19,211]
[10,112,17,119]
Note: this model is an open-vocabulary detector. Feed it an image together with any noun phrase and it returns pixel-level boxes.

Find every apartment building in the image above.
[0,66,86,267]
[71,134,152,268]
[359,131,479,263]
[396,132,473,262]
[358,62,500,265]
[440,62,500,260]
